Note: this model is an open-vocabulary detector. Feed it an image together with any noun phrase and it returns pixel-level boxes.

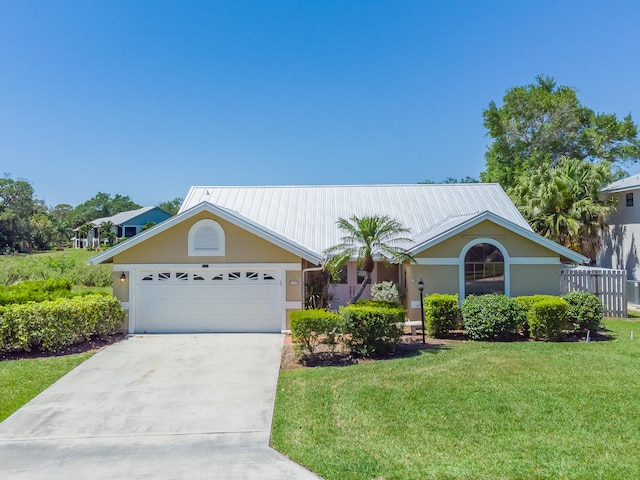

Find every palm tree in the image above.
[509,158,616,261]
[77,223,91,248]
[100,221,114,246]
[324,215,414,303]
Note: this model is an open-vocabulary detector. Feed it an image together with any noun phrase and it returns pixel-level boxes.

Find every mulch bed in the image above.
[281,333,462,370]
[0,333,126,361]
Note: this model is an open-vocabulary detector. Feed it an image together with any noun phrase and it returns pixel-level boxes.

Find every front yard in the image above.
[272,319,640,480]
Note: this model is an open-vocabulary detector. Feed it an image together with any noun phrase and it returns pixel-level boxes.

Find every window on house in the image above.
[124,226,137,237]
[627,193,634,207]
[464,243,505,296]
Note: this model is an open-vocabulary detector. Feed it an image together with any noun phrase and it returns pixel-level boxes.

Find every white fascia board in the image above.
[88,202,323,266]
[409,211,587,264]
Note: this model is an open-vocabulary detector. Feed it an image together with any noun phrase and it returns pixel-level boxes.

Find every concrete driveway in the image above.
[0,334,321,479]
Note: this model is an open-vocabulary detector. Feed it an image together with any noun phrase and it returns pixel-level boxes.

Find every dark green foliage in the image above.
[461,294,525,341]
[528,297,568,340]
[482,75,640,189]
[72,192,140,226]
[424,294,460,338]
[290,309,344,355]
[0,279,73,305]
[0,294,124,353]
[563,291,604,335]
[340,304,405,357]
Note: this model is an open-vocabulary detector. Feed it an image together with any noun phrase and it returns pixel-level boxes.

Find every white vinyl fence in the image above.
[559,267,627,317]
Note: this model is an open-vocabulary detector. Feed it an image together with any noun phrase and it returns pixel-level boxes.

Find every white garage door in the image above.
[134,268,283,333]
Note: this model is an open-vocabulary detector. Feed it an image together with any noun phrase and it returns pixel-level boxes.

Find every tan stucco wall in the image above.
[416,220,556,259]
[376,263,399,283]
[112,271,129,302]
[510,264,560,296]
[286,270,302,302]
[112,211,302,265]
[405,264,459,321]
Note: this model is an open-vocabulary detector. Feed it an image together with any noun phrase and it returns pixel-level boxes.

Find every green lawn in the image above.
[0,352,93,422]
[272,319,640,480]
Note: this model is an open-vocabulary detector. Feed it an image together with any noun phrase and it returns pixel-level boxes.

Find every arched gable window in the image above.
[463,242,505,296]
[188,219,225,256]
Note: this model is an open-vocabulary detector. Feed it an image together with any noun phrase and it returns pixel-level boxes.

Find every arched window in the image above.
[188,219,225,256]
[464,243,505,296]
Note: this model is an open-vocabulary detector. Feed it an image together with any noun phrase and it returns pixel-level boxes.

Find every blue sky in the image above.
[1,0,639,208]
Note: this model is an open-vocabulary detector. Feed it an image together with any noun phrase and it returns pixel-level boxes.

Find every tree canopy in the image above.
[481,76,640,259]
[158,197,183,215]
[481,75,640,189]
[72,192,141,226]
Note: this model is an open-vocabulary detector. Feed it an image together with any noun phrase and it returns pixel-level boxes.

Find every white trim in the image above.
[188,219,225,257]
[87,202,323,266]
[459,238,510,298]
[409,210,586,264]
[510,257,560,265]
[112,262,301,271]
[415,258,459,265]
[285,301,302,309]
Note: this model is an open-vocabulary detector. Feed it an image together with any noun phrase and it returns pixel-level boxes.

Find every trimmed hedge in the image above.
[563,291,604,335]
[514,295,558,335]
[340,303,405,357]
[461,294,525,341]
[424,294,460,338]
[0,294,124,353]
[527,297,568,340]
[0,279,74,306]
[290,309,344,355]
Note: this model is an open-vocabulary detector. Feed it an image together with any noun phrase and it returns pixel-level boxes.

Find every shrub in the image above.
[0,279,74,306]
[528,297,568,340]
[424,294,460,337]
[514,295,558,335]
[370,281,401,304]
[563,291,604,335]
[461,294,525,341]
[0,294,124,353]
[340,304,405,357]
[290,309,344,355]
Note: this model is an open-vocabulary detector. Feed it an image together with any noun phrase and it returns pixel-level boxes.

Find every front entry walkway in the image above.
[0,334,321,480]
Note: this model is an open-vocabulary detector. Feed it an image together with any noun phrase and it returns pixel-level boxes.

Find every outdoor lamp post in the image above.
[418,278,425,344]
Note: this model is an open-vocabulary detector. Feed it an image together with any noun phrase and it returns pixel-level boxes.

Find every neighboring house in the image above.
[88,184,586,334]
[72,206,173,249]
[599,174,640,280]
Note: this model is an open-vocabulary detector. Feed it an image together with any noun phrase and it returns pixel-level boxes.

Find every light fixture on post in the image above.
[418,278,425,344]
[120,272,126,283]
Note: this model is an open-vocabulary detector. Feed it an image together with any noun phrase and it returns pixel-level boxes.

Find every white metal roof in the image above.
[601,174,640,193]
[88,203,323,265]
[180,184,534,254]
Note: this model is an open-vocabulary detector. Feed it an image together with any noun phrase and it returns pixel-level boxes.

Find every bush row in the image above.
[459,292,603,341]
[0,294,125,353]
[290,301,406,358]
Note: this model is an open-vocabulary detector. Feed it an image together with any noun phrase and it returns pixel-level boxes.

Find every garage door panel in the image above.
[134,268,284,333]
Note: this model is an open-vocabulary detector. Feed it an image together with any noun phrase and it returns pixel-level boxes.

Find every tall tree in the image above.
[481,75,640,189]
[72,192,140,226]
[510,158,616,261]
[0,177,44,252]
[324,215,414,303]
[157,197,183,215]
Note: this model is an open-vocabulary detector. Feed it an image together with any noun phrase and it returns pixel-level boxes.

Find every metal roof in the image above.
[89,206,158,227]
[180,184,534,254]
[601,174,640,193]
